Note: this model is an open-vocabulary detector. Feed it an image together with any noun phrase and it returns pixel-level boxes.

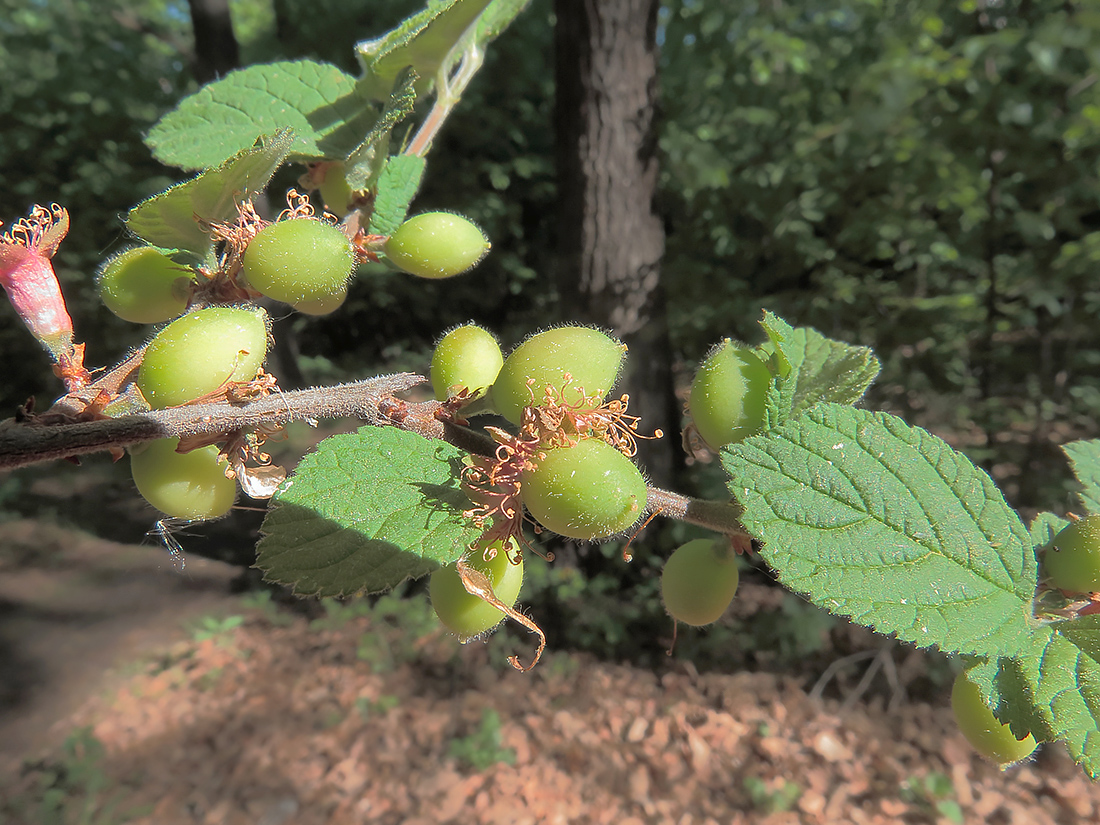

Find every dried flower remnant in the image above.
[461,382,658,552]
[0,204,89,390]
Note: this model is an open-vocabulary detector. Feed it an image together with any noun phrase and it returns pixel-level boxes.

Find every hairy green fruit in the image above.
[661,539,740,626]
[137,306,268,409]
[491,326,626,425]
[951,671,1037,766]
[97,247,191,324]
[290,287,348,317]
[521,438,647,540]
[241,218,355,315]
[130,438,236,521]
[1043,515,1100,594]
[688,340,771,450]
[430,540,524,638]
[383,212,489,279]
[430,323,504,401]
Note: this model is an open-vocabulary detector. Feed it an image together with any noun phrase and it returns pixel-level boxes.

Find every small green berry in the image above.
[384,212,490,279]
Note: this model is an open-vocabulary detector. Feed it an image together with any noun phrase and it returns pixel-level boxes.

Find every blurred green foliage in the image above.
[0,0,192,406]
[447,707,516,771]
[659,0,1100,508]
[0,727,150,825]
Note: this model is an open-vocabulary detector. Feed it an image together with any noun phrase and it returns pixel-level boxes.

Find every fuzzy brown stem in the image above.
[5,373,748,544]
[0,373,441,469]
[646,486,747,538]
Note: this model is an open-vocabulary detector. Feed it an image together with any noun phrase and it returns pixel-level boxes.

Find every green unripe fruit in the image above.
[383,212,490,279]
[291,284,348,317]
[97,247,192,324]
[430,540,524,639]
[430,324,504,401]
[1043,515,1100,594]
[521,438,647,540]
[688,340,771,450]
[137,306,268,409]
[241,218,355,315]
[131,438,236,521]
[661,539,740,626]
[318,163,354,218]
[491,326,626,425]
[951,671,1037,766]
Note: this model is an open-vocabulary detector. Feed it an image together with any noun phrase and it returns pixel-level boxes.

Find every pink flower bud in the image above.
[0,204,74,357]
[1,204,89,391]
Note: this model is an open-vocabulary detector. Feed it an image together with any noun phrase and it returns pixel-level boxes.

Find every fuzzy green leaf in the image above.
[974,620,1100,779]
[758,311,879,429]
[1064,440,1100,514]
[346,68,419,192]
[759,311,795,378]
[256,427,479,597]
[468,0,532,43]
[126,131,293,257]
[725,403,1036,657]
[356,0,494,99]
[147,60,376,171]
[367,155,427,237]
[758,313,796,431]
[1030,511,1070,548]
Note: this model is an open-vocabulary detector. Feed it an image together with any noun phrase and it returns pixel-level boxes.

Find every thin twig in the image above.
[2,373,751,540]
[808,644,906,712]
[1,373,430,469]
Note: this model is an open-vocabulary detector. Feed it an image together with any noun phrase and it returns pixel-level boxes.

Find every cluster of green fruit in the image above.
[428,324,647,638]
[434,323,647,542]
[657,338,777,627]
[102,206,490,524]
[428,323,764,637]
[129,306,270,521]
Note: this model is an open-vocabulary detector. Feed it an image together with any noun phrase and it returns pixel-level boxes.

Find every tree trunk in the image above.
[553,0,679,485]
[187,0,240,84]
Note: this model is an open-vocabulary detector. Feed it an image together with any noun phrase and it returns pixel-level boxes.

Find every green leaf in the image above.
[126,131,293,257]
[468,0,532,44]
[967,617,1100,778]
[256,427,479,597]
[992,620,1100,779]
[147,60,377,171]
[1030,511,1070,548]
[367,155,428,237]
[1064,440,1100,514]
[724,403,1036,657]
[345,68,419,192]
[759,311,795,378]
[759,313,797,431]
[758,311,880,428]
[356,0,495,99]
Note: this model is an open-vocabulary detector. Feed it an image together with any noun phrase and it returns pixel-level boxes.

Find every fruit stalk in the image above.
[646,487,748,538]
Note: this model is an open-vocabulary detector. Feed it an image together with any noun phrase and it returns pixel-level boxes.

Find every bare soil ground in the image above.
[0,518,1096,825]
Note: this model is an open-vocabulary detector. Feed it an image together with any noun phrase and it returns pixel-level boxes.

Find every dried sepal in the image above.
[454,556,545,672]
